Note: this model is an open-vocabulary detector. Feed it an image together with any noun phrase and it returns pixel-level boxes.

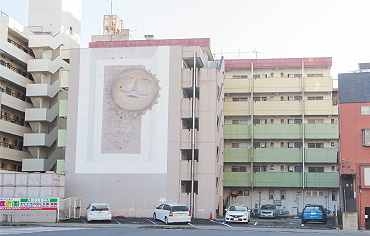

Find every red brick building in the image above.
[339,63,370,230]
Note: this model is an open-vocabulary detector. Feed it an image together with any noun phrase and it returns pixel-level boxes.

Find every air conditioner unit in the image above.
[231,190,238,197]
[261,142,266,148]
[284,142,288,148]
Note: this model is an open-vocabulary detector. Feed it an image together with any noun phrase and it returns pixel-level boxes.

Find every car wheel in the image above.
[153,213,157,220]
[323,219,327,225]
[165,217,169,225]
[301,219,305,224]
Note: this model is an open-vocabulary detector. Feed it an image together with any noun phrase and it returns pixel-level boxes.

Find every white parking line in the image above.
[210,220,232,227]
[113,218,121,224]
[147,219,157,225]
[188,223,194,226]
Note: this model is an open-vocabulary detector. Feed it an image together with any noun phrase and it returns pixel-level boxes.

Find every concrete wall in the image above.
[1,210,57,223]
[343,212,358,230]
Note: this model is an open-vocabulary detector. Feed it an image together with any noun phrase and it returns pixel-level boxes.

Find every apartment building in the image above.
[64,17,224,218]
[0,13,34,171]
[339,63,370,230]
[22,0,81,172]
[223,58,339,215]
[0,0,80,173]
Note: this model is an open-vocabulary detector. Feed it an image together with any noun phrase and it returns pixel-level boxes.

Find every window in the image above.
[270,165,274,170]
[1,163,6,169]
[308,119,324,124]
[280,190,286,200]
[331,142,335,147]
[270,142,274,148]
[233,97,248,101]
[239,143,248,148]
[361,106,370,115]
[288,119,293,124]
[253,166,260,172]
[271,73,274,78]
[280,165,284,171]
[331,166,335,171]
[232,166,247,172]
[262,74,268,78]
[232,166,239,172]
[232,143,239,148]
[294,142,302,148]
[244,190,250,196]
[288,142,294,148]
[287,74,294,78]
[280,73,284,77]
[253,142,260,148]
[332,191,337,201]
[331,119,335,124]
[181,180,198,194]
[232,75,248,79]
[281,97,285,101]
[294,166,303,172]
[363,129,370,146]
[269,190,274,200]
[308,96,323,100]
[294,119,302,124]
[232,120,248,125]
[280,119,285,124]
[294,74,302,78]
[261,142,266,148]
[239,166,247,172]
[305,191,324,197]
[308,143,324,148]
[253,119,260,124]
[270,119,274,124]
[261,166,267,172]
[262,97,267,101]
[253,97,260,101]
[294,96,302,101]
[308,167,324,172]
[307,73,323,77]
[280,142,285,147]
[253,74,260,79]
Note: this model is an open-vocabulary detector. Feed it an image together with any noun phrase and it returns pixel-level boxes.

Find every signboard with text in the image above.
[0,198,58,210]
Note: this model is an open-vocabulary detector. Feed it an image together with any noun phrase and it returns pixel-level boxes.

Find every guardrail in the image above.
[1,114,30,127]
[0,59,34,81]
[7,38,35,58]
[0,141,27,152]
[0,86,32,104]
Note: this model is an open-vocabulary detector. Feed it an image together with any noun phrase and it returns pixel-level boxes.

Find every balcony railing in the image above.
[0,87,32,104]
[7,38,35,58]
[0,59,34,81]
[0,141,27,152]
[1,115,30,127]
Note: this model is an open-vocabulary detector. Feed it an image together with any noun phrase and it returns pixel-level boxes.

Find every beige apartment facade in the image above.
[223,58,339,215]
[65,36,224,218]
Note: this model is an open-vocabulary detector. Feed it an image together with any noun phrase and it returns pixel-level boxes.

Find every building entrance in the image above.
[366,207,370,230]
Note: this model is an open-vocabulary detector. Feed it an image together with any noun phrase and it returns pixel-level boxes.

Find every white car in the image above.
[225,205,250,223]
[153,203,191,224]
[86,203,112,222]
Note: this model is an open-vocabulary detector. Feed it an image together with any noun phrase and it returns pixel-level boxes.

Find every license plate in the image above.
[311,212,316,215]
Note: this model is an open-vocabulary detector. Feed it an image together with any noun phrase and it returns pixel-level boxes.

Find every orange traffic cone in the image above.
[209,212,213,220]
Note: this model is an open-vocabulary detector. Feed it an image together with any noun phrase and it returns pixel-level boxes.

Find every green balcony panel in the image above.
[56,159,65,174]
[57,129,67,147]
[305,172,339,188]
[254,124,302,139]
[254,172,302,187]
[305,148,338,163]
[224,148,251,162]
[223,172,251,187]
[224,124,251,139]
[305,124,338,139]
[254,148,302,163]
[59,100,68,118]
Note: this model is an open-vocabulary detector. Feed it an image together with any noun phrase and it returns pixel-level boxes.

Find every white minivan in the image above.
[153,203,191,224]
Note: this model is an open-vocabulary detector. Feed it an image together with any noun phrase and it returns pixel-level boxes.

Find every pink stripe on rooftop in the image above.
[225,57,332,68]
[89,38,211,48]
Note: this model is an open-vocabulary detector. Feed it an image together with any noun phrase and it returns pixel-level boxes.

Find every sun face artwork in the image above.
[102,65,161,154]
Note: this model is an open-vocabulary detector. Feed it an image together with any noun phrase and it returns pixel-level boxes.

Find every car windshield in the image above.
[305,206,323,211]
[91,204,109,211]
[261,205,275,210]
[229,206,247,211]
[171,206,189,212]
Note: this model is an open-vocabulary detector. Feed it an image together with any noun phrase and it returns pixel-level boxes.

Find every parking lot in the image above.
[63,216,336,230]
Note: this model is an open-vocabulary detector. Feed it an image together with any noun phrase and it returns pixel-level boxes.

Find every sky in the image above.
[1,0,370,82]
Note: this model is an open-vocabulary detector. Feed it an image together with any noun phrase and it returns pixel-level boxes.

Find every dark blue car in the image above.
[302,204,327,224]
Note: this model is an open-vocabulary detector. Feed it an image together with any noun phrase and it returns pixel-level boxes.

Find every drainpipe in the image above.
[190,52,196,218]
[301,61,305,213]
[251,63,254,208]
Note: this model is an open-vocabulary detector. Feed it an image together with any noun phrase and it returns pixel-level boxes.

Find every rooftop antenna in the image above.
[252,48,262,59]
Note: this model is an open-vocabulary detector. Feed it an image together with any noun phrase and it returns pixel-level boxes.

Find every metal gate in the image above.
[58,197,82,221]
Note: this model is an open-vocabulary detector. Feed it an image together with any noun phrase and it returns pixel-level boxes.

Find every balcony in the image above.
[254,172,302,187]
[304,77,333,92]
[0,145,30,162]
[305,124,338,139]
[7,38,35,58]
[25,102,59,122]
[223,172,251,187]
[0,59,34,81]
[254,124,302,139]
[224,101,250,116]
[254,101,302,116]
[305,148,338,163]
[224,148,251,162]
[305,172,339,188]
[224,124,251,139]
[1,92,33,112]
[305,100,337,116]
[60,70,69,90]
[26,81,60,98]
[224,79,250,94]
[0,117,31,137]
[254,78,301,93]
[254,148,302,163]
